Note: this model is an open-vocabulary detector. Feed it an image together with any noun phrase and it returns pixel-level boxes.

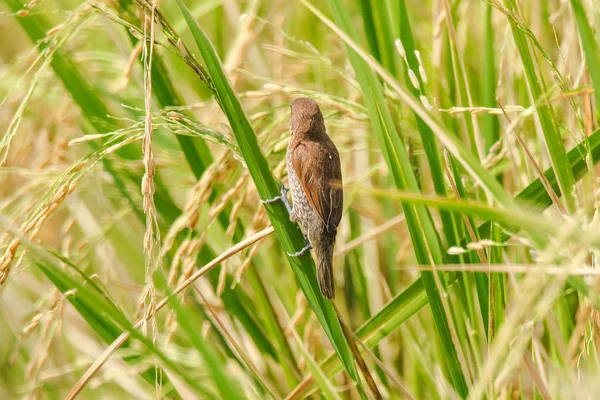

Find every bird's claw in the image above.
[287,234,312,257]
[280,183,289,197]
[262,183,294,217]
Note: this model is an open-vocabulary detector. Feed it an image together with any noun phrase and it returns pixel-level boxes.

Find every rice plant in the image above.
[1,0,599,398]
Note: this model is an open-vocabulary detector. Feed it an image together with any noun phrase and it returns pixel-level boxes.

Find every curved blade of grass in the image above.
[168,296,247,399]
[365,191,600,253]
[292,332,343,400]
[290,125,600,397]
[481,1,503,343]
[570,0,600,123]
[4,0,144,220]
[438,6,491,339]
[117,0,212,178]
[309,0,518,210]
[314,0,470,395]
[504,0,576,211]
[34,259,217,399]
[173,0,359,387]
[397,0,462,256]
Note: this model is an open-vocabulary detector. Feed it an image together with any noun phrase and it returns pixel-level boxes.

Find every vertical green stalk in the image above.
[397,0,461,255]
[481,3,500,152]
[371,1,398,76]
[504,0,576,212]
[570,0,600,124]
[174,0,361,389]
[319,0,470,396]
[357,0,381,63]
[443,2,482,160]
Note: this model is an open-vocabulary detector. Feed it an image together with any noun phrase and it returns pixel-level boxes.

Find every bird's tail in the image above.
[315,228,336,299]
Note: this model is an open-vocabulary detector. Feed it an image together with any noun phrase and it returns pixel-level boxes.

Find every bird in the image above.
[264,97,343,299]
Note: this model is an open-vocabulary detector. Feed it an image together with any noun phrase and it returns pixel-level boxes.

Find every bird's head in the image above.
[290,97,326,138]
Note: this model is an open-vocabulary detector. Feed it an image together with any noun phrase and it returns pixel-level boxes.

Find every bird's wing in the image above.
[291,141,343,232]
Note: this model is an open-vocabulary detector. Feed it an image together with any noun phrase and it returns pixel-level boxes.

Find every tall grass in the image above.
[1,0,599,398]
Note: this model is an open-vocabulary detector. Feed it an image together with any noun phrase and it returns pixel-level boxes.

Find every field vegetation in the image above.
[1,0,600,398]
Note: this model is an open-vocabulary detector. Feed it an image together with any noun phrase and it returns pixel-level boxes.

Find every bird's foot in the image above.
[262,183,294,218]
[287,234,312,257]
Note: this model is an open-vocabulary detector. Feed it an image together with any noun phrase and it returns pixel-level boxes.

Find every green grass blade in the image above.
[314,0,469,395]
[357,0,381,63]
[168,296,247,399]
[370,0,397,76]
[116,0,213,177]
[292,125,600,397]
[481,2,502,339]
[173,0,360,385]
[397,0,461,252]
[504,0,576,211]
[33,259,215,398]
[570,0,600,123]
[480,2,500,151]
[293,333,344,400]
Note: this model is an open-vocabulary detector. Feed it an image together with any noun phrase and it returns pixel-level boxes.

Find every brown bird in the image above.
[264,97,343,299]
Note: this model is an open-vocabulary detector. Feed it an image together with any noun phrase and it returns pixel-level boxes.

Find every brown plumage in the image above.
[287,97,343,299]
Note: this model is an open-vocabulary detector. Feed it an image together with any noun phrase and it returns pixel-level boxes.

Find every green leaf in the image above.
[293,333,343,400]
[292,125,600,397]
[480,2,500,151]
[34,259,214,398]
[570,0,600,123]
[168,296,247,399]
[173,0,360,386]
[504,0,576,211]
[312,0,470,395]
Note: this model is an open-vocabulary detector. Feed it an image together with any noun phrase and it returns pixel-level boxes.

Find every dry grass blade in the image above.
[522,353,551,400]
[194,288,282,399]
[332,303,381,399]
[65,226,274,400]
[348,327,414,400]
[498,103,567,215]
[335,214,405,256]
